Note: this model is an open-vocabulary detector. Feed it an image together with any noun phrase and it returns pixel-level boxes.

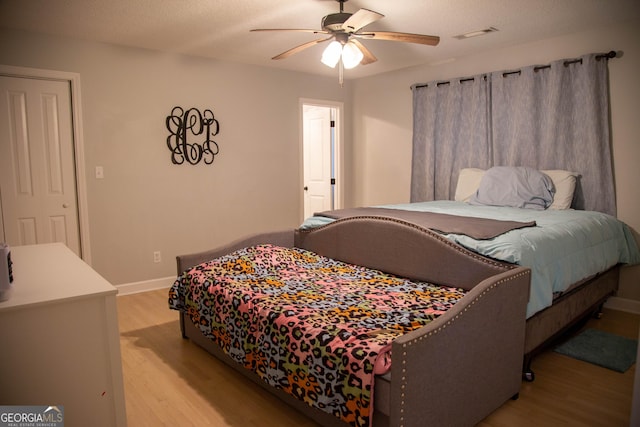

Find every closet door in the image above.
[0,76,81,255]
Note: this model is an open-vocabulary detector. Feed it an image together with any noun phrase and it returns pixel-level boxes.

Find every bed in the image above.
[171,217,532,427]
[169,166,639,426]
[299,167,640,380]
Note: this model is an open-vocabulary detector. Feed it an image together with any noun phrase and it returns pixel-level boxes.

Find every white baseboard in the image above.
[116,276,174,296]
[604,296,640,315]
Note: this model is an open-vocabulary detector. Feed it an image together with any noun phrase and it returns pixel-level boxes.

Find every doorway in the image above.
[0,65,91,262]
[301,99,343,220]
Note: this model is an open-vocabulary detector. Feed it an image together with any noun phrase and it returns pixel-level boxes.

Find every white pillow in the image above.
[454,168,485,202]
[541,170,578,210]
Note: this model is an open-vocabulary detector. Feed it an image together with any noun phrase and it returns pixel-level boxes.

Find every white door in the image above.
[303,105,333,219]
[0,76,81,255]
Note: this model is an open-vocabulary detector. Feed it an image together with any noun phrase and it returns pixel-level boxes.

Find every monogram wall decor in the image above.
[166,106,220,165]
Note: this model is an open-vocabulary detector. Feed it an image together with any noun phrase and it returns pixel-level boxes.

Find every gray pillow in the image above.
[469,166,555,210]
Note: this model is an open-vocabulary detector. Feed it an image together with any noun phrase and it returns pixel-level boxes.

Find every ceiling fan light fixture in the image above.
[252,1,439,83]
[321,40,343,68]
[341,41,364,69]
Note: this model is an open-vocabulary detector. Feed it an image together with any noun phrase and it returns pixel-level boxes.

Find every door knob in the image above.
[63,203,69,208]
[304,186,308,191]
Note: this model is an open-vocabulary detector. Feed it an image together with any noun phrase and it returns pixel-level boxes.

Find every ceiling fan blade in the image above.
[342,8,384,33]
[350,39,377,65]
[251,28,328,34]
[271,36,333,60]
[358,31,440,46]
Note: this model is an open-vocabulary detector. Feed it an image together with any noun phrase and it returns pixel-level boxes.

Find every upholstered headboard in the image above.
[294,216,514,291]
[177,216,516,292]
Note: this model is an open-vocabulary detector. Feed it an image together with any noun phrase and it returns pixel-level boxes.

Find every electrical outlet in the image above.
[95,166,104,179]
[153,251,161,263]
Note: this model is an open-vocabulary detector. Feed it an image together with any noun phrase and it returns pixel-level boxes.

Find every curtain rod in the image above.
[412,51,618,89]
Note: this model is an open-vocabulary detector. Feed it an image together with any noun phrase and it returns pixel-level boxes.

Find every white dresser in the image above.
[0,243,127,426]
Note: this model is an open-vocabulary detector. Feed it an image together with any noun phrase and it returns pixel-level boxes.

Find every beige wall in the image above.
[1,22,639,301]
[0,29,348,285]
[349,21,640,301]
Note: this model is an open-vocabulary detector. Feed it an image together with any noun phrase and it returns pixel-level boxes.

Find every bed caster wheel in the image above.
[594,304,605,319]
[523,370,535,382]
[511,393,520,401]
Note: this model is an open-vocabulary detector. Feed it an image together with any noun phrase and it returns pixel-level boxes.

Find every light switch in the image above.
[95,166,104,179]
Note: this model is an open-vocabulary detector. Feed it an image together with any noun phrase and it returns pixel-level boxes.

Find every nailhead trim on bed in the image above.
[300,215,512,269]
[396,270,529,426]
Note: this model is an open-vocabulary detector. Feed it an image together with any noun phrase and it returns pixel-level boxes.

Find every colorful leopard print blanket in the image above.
[169,244,467,427]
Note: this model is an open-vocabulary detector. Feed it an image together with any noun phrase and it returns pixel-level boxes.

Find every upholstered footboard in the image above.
[175,217,532,427]
[179,266,529,426]
[387,268,529,426]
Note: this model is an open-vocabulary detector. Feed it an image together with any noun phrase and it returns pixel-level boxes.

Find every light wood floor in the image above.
[117,288,638,426]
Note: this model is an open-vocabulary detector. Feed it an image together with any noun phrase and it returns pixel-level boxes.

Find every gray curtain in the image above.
[410,76,491,201]
[410,53,615,215]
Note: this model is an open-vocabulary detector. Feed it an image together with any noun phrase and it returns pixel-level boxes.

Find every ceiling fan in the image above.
[250,0,439,82]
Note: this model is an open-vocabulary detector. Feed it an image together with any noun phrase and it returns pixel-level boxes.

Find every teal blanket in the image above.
[301,201,640,318]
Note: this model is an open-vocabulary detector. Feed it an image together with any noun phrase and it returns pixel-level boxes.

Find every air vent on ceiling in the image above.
[454,27,498,40]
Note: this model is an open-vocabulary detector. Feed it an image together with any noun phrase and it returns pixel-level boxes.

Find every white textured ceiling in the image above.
[1,0,639,79]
